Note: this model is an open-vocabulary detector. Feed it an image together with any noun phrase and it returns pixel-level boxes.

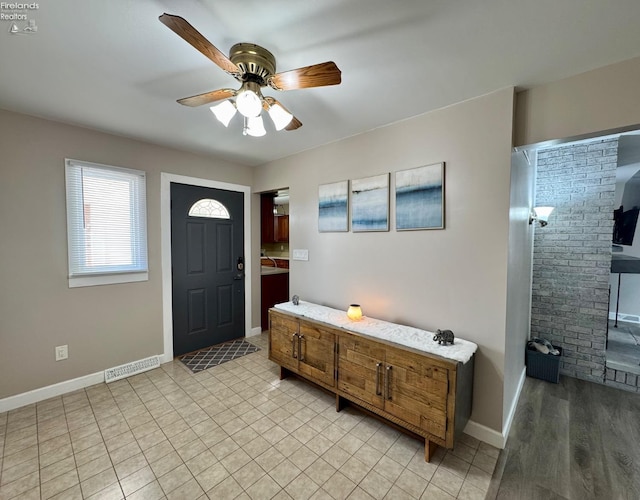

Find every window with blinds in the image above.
[65,159,148,287]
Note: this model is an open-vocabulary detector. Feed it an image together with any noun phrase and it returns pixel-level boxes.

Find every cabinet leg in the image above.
[280,367,290,380]
[335,394,345,412]
[424,440,438,462]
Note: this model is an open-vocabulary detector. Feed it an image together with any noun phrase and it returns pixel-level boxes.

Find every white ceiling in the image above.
[2,0,640,167]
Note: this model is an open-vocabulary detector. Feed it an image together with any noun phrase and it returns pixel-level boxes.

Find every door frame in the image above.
[160,172,252,362]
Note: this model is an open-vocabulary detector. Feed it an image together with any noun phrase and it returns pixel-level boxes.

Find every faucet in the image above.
[262,252,278,268]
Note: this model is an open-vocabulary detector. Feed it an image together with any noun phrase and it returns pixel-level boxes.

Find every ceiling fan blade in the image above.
[177,88,236,107]
[268,61,341,91]
[159,13,240,76]
[285,116,302,131]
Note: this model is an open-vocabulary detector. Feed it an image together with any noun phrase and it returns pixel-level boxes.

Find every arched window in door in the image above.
[188,199,230,219]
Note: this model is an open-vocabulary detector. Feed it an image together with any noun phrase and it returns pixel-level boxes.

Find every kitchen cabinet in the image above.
[261,272,289,331]
[268,307,474,461]
[261,194,275,244]
[274,215,289,243]
[261,194,289,243]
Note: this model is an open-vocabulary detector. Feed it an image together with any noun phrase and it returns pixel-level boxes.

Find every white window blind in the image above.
[65,159,148,287]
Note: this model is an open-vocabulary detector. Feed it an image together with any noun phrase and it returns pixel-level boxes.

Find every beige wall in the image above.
[515,56,640,147]
[0,110,252,399]
[254,88,517,433]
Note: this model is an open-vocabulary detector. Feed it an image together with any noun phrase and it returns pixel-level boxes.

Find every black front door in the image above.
[171,183,245,356]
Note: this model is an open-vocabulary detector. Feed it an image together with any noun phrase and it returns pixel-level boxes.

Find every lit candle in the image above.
[347,304,363,321]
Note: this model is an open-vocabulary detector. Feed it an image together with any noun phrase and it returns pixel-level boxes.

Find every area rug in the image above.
[180,339,260,373]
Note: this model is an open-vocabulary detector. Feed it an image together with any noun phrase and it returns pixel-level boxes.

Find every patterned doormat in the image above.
[180,339,260,373]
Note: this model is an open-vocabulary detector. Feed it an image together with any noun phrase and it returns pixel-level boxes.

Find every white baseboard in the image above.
[0,354,169,413]
[501,367,526,447]
[0,371,104,413]
[464,367,526,450]
[463,420,505,450]
[247,326,263,337]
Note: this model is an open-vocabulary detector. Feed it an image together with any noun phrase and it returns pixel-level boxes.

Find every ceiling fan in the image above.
[159,13,342,137]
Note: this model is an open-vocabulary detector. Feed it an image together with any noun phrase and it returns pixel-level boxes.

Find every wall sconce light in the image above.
[529,206,554,227]
[347,304,363,321]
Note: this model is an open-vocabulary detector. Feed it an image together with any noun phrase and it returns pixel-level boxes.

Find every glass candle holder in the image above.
[347,304,363,321]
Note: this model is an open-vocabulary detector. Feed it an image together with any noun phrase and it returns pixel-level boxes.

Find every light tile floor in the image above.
[0,334,498,499]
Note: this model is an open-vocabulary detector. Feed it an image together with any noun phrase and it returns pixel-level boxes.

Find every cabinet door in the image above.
[274,215,289,242]
[261,274,290,331]
[337,335,385,409]
[298,321,336,388]
[384,346,450,440]
[261,194,275,243]
[269,312,299,372]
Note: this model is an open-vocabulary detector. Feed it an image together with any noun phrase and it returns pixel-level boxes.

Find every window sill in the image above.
[69,272,149,288]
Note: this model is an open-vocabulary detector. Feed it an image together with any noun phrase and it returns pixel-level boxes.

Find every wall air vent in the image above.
[104,356,160,383]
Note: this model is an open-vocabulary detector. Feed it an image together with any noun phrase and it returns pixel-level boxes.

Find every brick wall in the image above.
[606,366,640,392]
[531,139,618,384]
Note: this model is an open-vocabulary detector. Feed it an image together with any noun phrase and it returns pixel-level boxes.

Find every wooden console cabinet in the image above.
[268,308,474,461]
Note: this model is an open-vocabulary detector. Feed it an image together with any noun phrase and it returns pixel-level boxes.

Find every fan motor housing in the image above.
[230,43,276,84]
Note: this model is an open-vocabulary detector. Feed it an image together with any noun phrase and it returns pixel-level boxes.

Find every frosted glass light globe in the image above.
[236,89,262,118]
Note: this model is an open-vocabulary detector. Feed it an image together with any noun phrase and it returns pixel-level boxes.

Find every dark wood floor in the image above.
[490,375,640,500]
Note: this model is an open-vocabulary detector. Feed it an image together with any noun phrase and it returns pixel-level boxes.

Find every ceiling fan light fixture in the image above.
[210,100,237,127]
[244,115,266,137]
[160,15,343,137]
[268,102,294,131]
[236,81,263,118]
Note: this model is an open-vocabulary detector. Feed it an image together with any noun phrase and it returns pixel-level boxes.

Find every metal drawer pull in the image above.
[386,365,392,400]
[299,335,305,361]
[375,363,382,395]
[292,333,298,358]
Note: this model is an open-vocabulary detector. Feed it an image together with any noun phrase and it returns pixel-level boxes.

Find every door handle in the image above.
[385,365,392,401]
[375,363,382,396]
[234,257,245,280]
[291,333,298,359]
[298,335,305,362]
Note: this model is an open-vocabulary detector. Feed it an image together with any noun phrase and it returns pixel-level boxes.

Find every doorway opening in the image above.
[260,189,290,331]
[524,126,640,391]
[608,134,640,376]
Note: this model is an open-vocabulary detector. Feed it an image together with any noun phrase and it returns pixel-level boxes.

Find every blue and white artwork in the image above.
[395,163,445,230]
[351,174,389,232]
[318,180,349,232]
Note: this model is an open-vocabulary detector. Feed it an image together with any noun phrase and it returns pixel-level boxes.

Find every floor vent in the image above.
[104,356,160,383]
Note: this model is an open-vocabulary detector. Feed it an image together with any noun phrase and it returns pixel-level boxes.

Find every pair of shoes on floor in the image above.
[528,337,560,356]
